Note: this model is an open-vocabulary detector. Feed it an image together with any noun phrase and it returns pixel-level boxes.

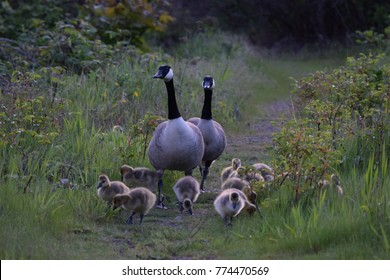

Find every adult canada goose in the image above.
[188,76,226,190]
[149,65,205,208]
[97,174,131,204]
[214,188,256,226]
[221,158,241,183]
[120,165,159,192]
[113,187,156,225]
[252,162,274,181]
[172,176,201,215]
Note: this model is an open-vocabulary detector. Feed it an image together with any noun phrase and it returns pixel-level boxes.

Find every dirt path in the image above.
[224,99,292,163]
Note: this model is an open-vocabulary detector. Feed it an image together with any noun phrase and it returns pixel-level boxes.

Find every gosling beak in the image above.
[232,202,237,209]
[97,182,102,189]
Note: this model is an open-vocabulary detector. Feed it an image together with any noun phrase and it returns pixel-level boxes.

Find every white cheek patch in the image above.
[163,68,174,82]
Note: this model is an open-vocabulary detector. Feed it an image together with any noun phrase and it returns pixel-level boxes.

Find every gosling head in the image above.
[120,165,133,180]
[232,158,241,170]
[183,198,193,215]
[202,76,215,90]
[331,174,340,185]
[230,192,240,209]
[153,65,173,82]
[97,174,109,189]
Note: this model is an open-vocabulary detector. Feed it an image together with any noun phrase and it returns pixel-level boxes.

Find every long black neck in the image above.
[201,89,213,120]
[165,79,181,120]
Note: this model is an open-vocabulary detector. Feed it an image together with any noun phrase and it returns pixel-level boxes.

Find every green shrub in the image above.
[272,52,389,203]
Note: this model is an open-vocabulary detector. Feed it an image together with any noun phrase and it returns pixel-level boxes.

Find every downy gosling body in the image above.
[221,158,242,183]
[252,162,274,181]
[221,177,249,191]
[188,76,226,190]
[120,164,159,192]
[113,187,156,225]
[214,188,256,226]
[172,176,201,215]
[148,65,205,208]
[97,174,131,203]
[221,177,259,216]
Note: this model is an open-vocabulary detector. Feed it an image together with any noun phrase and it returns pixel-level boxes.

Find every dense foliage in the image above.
[169,0,390,48]
[272,52,389,203]
[0,0,172,74]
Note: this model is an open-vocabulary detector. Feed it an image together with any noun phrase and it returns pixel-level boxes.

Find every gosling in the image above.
[221,158,242,183]
[214,188,256,226]
[252,162,274,181]
[120,164,159,192]
[331,174,344,197]
[222,178,259,216]
[229,167,265,183]
[172,176,201,215]
[221,177,249,191]
[113,187,156,225]
[97,174,131,204]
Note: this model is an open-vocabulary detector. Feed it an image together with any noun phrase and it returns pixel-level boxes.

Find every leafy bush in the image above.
[82,0,173,49]
[272,52,389,202]
[0,0,173,75]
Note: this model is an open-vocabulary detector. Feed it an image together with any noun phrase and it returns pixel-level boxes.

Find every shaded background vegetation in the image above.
[166,0,390,48]
[1,0,390,76]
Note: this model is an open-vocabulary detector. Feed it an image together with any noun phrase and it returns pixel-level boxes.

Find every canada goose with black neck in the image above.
[148,65,205,208]
[188,76,226,191]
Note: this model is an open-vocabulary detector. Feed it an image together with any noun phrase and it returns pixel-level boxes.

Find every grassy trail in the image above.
[56,51,350,260]
[4,35,386,259]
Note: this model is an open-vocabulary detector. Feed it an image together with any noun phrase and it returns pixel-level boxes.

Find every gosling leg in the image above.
[139,214,144,225]
[126,212,136,224]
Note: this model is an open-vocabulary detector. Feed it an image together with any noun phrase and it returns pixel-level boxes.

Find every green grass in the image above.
[1,31,389,259]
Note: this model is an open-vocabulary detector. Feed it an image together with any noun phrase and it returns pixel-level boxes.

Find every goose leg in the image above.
[200,160,212,191]
[156,170,167,209]
[198,165,203,177]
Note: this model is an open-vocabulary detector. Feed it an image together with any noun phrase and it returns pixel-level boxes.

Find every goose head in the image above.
[153,65,173,82]
[97,174,109,189]
[202,76,215,90]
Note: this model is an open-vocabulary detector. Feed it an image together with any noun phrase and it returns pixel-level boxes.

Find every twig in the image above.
[23,176,33,194]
